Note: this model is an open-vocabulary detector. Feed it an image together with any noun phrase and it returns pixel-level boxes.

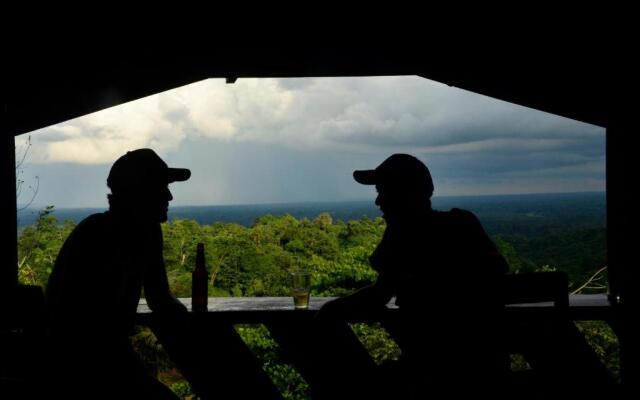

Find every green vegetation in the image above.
[18,208,618,399]
[495,228,607,289]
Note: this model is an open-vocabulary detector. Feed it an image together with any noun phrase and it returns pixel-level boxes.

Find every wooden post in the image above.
[1,127,18,291]
[606,126,624,301]
[607,121,637,393]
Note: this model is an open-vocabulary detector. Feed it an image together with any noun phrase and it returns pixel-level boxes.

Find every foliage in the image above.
[19,209,618,399]
[350,323,401,365]
[17,206,74,286]
[169,381,194,398]
[129,326,173,376]
[236,325,311,400]
[575,321,620,380]
[496,228,607,289]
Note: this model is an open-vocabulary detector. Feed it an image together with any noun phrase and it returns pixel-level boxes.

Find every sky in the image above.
[17,76,606,208]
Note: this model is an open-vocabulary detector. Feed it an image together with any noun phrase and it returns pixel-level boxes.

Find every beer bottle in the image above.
[192,242,208,312]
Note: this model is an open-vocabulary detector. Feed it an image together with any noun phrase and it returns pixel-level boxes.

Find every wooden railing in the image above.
[0,285,619,398]
[135,294,616,324]
[134,294,619,397]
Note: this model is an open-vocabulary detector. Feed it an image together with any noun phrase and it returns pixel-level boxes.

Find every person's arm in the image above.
[450,208,509,275]
[317,224,403,321]
[486,247,510,275]
[328,278,394,309]
[463,209,510,275]
[315,274,396,326]
[143,225,188,314]
[318,256,398,319]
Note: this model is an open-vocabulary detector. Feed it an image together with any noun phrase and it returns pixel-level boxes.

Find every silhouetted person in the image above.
[304,154,510,399]
[300,154,616,400]
[45,149,282,399]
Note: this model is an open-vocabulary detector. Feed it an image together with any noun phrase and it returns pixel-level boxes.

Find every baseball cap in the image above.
[353,154,434,196]
[107,148,191,191]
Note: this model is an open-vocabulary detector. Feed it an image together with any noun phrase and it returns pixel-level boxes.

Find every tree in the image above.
[15,135,39,214]
[17,206,75,286]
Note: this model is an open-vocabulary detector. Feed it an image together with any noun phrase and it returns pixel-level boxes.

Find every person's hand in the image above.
[314,297,348,323]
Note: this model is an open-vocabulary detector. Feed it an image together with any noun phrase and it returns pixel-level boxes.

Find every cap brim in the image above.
[353,170,378,185]
[167,168,191,183]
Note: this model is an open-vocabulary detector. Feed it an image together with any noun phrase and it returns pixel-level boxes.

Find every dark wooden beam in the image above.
[607,118,638,393]
[1,124,17,289]
[5,47,613,138]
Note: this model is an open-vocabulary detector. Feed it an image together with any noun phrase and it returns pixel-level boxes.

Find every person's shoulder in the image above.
[446,208,480,222]
[71,212,112,236]
[438,208,484,232]
[77,211,110,227]
[55,212,112,255]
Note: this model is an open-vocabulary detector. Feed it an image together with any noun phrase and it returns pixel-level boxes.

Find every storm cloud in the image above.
[21,76,605,207]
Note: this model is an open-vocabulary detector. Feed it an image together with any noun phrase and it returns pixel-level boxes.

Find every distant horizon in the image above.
[17,190,607,234]
[20,190,606,211]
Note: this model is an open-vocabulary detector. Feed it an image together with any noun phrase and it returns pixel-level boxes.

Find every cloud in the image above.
[415,137,582,155]
[27,76,604,173]
[29,90,189,164]
[19,76,607,208]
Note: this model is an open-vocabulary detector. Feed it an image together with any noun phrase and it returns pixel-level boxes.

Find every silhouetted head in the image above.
[107,149,191,223]
[354,154,433,220]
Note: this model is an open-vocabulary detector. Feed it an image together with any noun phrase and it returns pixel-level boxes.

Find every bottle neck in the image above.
[196,256,205,269]
[195,244,205,270]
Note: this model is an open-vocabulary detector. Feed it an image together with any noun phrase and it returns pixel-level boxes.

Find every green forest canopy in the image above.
[16,209,615,399]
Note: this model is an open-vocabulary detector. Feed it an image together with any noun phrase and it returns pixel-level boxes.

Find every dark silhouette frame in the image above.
[1,46,635,397]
